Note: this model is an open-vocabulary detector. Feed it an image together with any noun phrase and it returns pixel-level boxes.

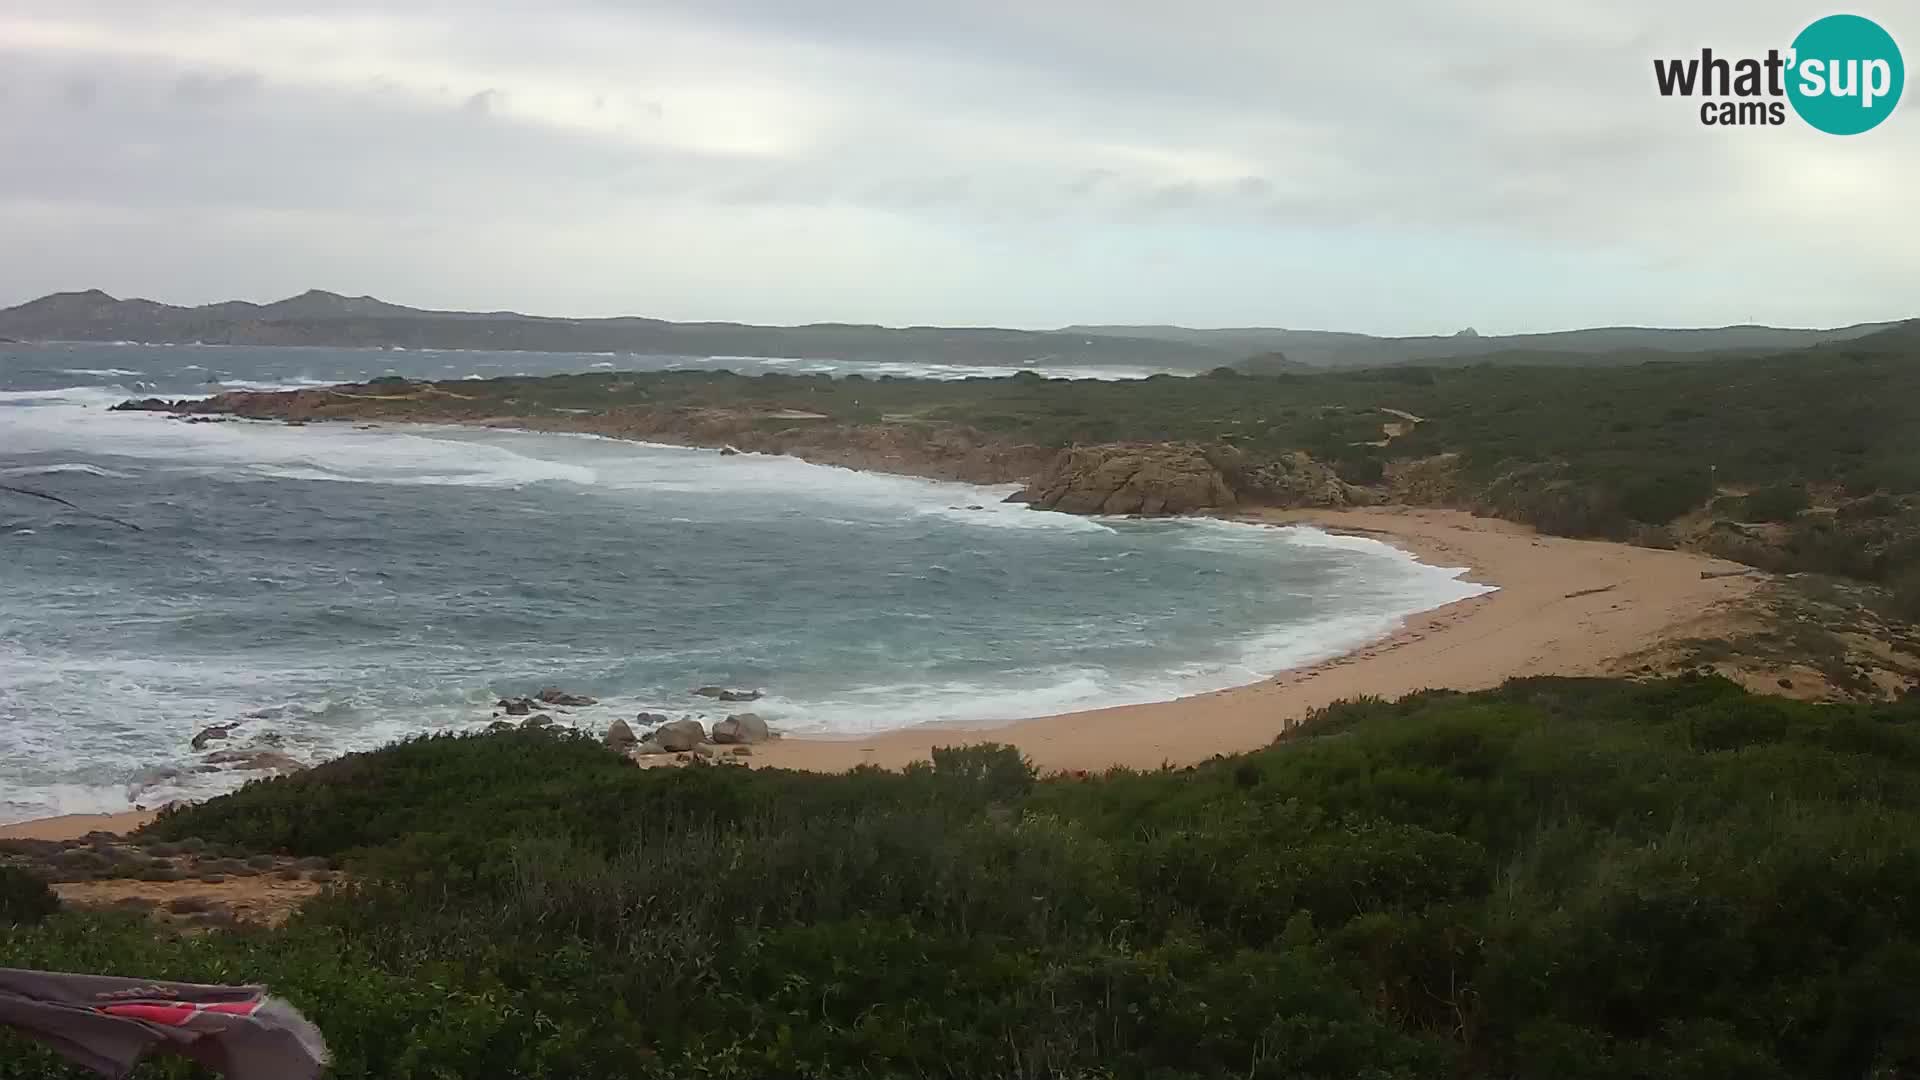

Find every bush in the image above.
[1894,568,1920,622]
[0,679,1905,1077]
[1334,454,1386,486]
[1619,467,1714,524]
[0,866,59,925]
[1743,483,1812,522]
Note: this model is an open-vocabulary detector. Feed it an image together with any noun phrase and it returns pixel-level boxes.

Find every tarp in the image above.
[0,967,328,1079]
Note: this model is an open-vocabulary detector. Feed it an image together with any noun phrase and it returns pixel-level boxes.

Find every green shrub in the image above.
[0,866,58,925]
[1619,467,1714,524]
[0,679,1901,1077]
[1894,568,1920,622]
[1743,483,1812,522]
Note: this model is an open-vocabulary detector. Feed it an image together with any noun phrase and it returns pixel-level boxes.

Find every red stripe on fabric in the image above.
[97,1003,197,1025]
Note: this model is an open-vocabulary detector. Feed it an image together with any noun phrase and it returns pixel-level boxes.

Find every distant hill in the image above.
[0,290,1227,369]
[1,289,1901,371]
[1063,321,1899,368]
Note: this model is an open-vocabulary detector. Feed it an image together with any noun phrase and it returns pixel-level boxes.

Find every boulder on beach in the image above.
[646,718,707,752]
[538,687,598,707]
[603,718,638,752]
[521,713,555,729]
[499,698,533,716]
[487,720,515,733]
[635,712,671,726]
[711,713,770,745]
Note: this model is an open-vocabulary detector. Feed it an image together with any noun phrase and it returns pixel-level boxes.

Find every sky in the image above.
[0,1,1913,334]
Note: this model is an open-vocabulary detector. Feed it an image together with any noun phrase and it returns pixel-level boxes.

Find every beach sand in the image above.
[5,507,1760,838]
[0,811,158,842]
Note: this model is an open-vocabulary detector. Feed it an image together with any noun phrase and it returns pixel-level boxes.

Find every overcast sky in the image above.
[1,1,1912,333]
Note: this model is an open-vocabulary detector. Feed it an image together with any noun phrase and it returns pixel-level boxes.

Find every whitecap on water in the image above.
[0,462,133,479]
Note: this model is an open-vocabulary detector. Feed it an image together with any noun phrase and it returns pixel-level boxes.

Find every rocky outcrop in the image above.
[643,719,707,753]
[499,698,533,716]
[537,687,597,707]
[693,686,761,701]
[1017,443,1368,516]
[1224,450,1362,508]
[202,749,306,774]
[190,722,240,751]
[634,712,670,726]
[603,719,638,752]
[710,713,770,745]
[1020,443,1236,515]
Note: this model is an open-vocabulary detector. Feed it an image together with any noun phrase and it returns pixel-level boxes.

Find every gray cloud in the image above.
[0,0,1912,332]
[172,70,261,105]
[463,88,501,116]
[61,76,98,108]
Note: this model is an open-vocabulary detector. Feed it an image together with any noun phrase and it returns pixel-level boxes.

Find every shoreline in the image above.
[740,506,1759,772]
[1,506,1760,840]
[0,811,159,841]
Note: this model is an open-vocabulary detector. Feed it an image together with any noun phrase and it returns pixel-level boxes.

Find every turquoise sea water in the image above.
[0,344,1491,822]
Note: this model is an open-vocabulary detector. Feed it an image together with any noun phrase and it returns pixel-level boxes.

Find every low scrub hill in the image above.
[4,676,1918,1077]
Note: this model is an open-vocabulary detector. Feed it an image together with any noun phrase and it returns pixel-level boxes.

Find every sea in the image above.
[0,342,1494,823]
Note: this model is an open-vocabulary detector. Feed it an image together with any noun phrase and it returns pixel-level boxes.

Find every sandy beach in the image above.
[4,507,1760,840]
[0,811,158,842]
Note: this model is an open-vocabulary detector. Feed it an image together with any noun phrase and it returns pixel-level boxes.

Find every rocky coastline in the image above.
[112,381,1372,518]
[138,681,781,819]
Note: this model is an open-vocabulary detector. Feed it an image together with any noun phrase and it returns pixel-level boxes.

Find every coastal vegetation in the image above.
[5,676,1920,1077]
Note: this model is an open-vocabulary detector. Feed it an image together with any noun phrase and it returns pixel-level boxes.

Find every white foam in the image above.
[701,355,1171,381]
[0,385,134,407]
[460,426,1114,529]
[0,395,599,490]
[913,499,1116,533]
[0,462,132,479]
[59,367,145,377]
[211,376,334,391]
[753,575,1488,736]
[0,394,1495,819]
[0,643,528,822]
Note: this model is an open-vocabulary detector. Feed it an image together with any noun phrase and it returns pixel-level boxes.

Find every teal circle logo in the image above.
[1787,14,1904,134]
